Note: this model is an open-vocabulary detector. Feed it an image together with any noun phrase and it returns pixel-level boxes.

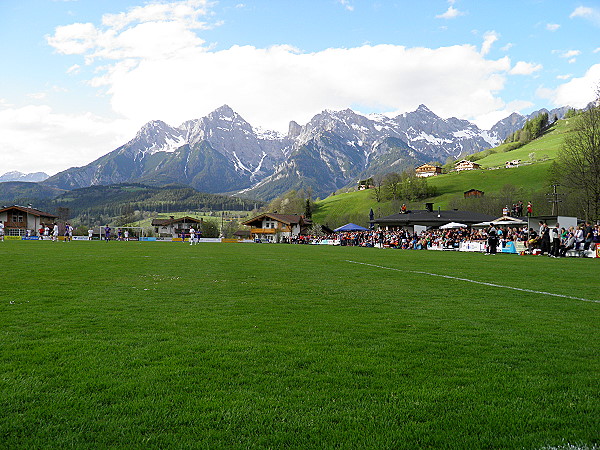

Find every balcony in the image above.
[251,228,276,234]
[6,221,26,228]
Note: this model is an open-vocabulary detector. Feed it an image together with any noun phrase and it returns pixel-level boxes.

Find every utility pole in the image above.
[547,184,563,216]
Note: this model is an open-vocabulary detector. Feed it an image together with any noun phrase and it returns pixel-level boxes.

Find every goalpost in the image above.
[95,226,146,241]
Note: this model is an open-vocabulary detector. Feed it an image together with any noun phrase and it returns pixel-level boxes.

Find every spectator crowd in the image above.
[290,221,600,256]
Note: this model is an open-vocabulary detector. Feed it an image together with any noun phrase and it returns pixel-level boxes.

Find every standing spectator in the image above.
[539,222,550,255]
[583,221,594,250]
[0,220,4,242]
[549,224,561,257]
[486,225,498,255]
[527,202,533,217]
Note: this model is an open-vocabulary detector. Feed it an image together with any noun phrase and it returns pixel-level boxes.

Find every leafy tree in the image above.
[551,89,600,220]
[304,198,313,219]
[383,172,402,200]
[371,174,385,203]
[267,189,311,215]
[200,219,219,238]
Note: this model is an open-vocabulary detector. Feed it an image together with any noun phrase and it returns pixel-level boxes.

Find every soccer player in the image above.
[104,225,111,242]
[88,228,94,240]
[189,227,196,245]
[0,220,4,242]
[52,223,59,242]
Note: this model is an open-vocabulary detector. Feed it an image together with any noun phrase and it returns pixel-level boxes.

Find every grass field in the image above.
[1,241,598,449]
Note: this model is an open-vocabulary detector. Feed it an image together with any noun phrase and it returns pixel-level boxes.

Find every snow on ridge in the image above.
[480,130,500,147]
[255,127,285,140]
[411,131,452,145]
[232,151,251,173]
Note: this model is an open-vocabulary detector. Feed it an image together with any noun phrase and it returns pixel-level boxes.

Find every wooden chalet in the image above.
[242,213,311,243]
[415,163,442,178]
[505,159,521,168]
[358,178,374,190]
[454,160,481,171]
[464,189,484,198]
[151,216,203,237]
[0,205,57,237]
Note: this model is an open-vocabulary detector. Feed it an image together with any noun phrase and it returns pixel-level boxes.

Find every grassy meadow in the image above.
[1,240,598,449]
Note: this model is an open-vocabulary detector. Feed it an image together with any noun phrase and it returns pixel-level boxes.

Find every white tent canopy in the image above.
[472,215,527,228]
[439,222,468,229]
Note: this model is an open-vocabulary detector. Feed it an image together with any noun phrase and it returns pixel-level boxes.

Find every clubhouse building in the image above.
[0,205,57,236]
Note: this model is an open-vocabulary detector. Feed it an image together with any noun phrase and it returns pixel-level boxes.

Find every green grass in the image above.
[475,119,573,169]
[1,241,598,448]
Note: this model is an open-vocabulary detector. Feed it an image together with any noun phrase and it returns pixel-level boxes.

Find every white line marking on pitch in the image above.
[346,260,599,304]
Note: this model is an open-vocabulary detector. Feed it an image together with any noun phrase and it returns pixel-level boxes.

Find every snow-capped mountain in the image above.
[0,171,49,183]
[42,104,561,200]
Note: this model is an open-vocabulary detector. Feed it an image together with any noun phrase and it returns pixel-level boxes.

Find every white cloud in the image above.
[500,43,514,52]
[66,64,80,74]
[553,49,581,63]
[556,74,572,80]
[560,50,581,58]
[337,0,354,12]
[0,104,134,175]
[537,64,600,108]
[509,61,542,76]
[436,6,464,19]
[570,6,600,25]
[87,43,509,134]
[594,47,600,53]
[545,23,560,31]
[480,31,499,56]
[27,93,48,100]
[46,2,515,134]
[472,100,534,130]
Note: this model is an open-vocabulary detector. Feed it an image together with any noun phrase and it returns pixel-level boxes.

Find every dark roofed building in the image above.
[464,189,484,198]
[373,208,495,232]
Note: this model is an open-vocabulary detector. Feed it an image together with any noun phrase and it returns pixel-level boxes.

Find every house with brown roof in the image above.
[454,160,481,171]
[464,189,484,198]
[415,163,442,178]
[0,205,57,237]
[242,213,311,243]
[151,216,203,238]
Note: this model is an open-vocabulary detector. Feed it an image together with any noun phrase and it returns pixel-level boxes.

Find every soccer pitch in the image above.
[1,241,598,448]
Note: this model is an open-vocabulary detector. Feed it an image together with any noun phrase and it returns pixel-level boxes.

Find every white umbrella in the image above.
[439,222,468,229]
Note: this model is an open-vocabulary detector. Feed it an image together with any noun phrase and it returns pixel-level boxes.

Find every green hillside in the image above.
[312,118,574,228]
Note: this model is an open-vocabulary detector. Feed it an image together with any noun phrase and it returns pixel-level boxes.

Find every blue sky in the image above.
[1,0,599,175]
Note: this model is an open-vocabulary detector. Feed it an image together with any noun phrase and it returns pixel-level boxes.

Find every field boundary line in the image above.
[346,260,599,304]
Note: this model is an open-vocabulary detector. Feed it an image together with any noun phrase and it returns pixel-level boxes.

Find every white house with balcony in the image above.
[242,213,311,243]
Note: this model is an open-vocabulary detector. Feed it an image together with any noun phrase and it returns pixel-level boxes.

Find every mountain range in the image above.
[38,104,570,200]
[0,171,49,183]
